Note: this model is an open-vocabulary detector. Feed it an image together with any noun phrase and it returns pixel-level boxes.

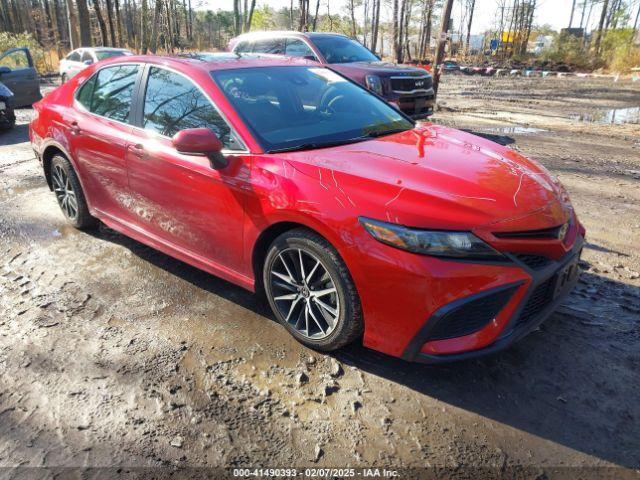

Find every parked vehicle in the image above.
[0,80,15,130]
[0,47,42,107]
[442,60,461,73]
[30,55,585,363]
[228,31,435,119]
[59,47,133,83]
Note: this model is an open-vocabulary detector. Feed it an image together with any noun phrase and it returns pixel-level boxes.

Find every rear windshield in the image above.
[211,66,412,153]
[311,36,379,64]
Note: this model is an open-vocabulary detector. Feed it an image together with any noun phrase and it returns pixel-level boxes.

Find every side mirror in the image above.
[172,128,228,170]
[0,65,11,75]
[83,59,93,66]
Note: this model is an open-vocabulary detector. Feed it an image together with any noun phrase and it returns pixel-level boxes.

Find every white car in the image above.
[59,47,133,83]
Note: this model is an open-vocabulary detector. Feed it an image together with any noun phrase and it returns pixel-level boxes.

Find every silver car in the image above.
[59,47,133,83]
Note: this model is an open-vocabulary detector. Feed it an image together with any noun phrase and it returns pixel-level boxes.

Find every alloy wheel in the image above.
[52,164,78,220]
[269,248,340,340]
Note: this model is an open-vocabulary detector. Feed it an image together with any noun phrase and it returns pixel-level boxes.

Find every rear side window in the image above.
[76,64,139,122]
[285,39,315,59]
[142,67,234,148]
[234,40,253,53]
[252,38,285,54]
[67,51,81,62]
[81,50,93,63]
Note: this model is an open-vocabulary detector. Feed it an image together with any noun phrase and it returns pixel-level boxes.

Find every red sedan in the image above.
[29,54,585,363]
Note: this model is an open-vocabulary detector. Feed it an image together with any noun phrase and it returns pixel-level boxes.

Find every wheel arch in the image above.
[41,144,69,191]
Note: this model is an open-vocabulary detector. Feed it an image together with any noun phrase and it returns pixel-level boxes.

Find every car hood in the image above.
[280,124,572,231]
[330,61,428,78]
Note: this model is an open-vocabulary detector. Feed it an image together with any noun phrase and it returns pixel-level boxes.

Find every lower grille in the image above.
[427,286,517,341]
[517,275,557,326]
[513,253,552,270]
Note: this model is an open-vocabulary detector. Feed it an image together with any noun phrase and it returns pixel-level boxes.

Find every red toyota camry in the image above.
[29,54,585,363]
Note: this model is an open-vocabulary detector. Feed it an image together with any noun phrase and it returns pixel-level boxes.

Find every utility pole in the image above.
[433,0,454,95]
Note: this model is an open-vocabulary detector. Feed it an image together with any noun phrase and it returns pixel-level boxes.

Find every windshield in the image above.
[211,66,413,153]
[311,36,379,64]
[95,50,130,60]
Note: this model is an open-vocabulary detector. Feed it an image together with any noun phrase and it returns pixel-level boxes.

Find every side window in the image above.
[76,75,96,109]
[252,38,285,54]
[0,49,30,69]
[81,50,94,63]
[235,40,253,54]
[68,51,81,62]
[80,64,139,122]
[285,39,315,59]
[142,67,236,149]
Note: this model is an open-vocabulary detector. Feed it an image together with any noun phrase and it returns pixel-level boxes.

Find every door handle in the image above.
[69,121,81,135]
[128,143,145,158]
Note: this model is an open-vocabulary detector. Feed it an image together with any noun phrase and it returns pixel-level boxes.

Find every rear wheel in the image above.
[50,154,96,229]
[263,229,363,351]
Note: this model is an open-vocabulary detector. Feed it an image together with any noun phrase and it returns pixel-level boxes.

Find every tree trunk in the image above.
[150,0,161,53]
[465,0,475,53]
[568,0,576,27]
[114,0,123,45]
[348,0,356,37]
[594,0,608,54]
[312,0,319,31]
[392,0,399,61]
[103,0,116,46]
[93,0,108,46]
[245,0,255,31]
[65,0,80,49]
[370,0,380,53]
[77,0,92,46]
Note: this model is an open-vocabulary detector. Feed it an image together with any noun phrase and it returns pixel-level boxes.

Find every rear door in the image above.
[0,48,41,107]
[68,63,142,220]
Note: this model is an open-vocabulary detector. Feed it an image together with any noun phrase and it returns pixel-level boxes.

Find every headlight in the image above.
[359,217,505,260]
[365,75,384,95]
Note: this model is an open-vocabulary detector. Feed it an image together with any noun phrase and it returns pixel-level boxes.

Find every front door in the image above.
[0,48,41,107]
[126,65,249,274]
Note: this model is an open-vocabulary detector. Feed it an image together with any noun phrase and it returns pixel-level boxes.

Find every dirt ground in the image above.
[0,75,639,478]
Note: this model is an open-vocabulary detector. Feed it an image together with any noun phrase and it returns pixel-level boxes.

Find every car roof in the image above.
[233,30,349,41]
[100,52,319,72]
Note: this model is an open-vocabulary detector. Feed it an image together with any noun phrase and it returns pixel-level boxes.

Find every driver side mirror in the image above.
[0,65,10,75]
[172,128,229,170]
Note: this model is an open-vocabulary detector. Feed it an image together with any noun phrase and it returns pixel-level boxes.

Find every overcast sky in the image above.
[199,0,593,35]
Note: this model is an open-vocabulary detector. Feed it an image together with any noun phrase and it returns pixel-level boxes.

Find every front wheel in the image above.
[263,229,363,352]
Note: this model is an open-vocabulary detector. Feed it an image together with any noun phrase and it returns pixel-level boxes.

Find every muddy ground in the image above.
[0,75,639,478]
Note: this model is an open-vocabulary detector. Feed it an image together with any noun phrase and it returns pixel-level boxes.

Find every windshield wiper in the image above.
[267,137,370,153]
[361,128,410,139]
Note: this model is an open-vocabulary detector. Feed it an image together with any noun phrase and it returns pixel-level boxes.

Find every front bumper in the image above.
[402,236,584,364]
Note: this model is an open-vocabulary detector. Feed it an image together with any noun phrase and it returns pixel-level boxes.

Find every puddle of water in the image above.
[478,126,548,135]
[571,107,640,125]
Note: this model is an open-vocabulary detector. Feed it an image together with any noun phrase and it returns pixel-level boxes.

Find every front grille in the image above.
[494,224,565,240]
[517,275,557,326]
[390,75,433,93]
[427,286,517,341]
[513,253,552,270]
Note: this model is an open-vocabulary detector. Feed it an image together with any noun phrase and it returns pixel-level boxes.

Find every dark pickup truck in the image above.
[228,31,435,120]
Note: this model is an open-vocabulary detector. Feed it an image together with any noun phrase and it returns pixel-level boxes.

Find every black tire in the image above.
[61,74,67,84]
[50,154,97,229]
[263,228,363,352]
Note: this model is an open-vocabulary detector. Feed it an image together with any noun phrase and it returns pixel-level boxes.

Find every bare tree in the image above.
[77,0,92,45]
[65,0,80,49]
[465,0,476,52]
[594,0,609,53]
